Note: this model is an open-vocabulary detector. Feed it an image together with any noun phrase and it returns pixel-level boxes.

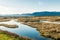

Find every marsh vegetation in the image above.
[17,16,60,40]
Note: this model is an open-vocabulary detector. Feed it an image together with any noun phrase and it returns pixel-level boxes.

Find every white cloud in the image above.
[0,5,18,14]
[0,5,37,15]
[38,1,43,5]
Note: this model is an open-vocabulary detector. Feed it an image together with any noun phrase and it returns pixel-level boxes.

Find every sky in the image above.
[0,0,60,14]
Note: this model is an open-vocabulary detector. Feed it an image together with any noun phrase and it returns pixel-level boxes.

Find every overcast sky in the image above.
[0,0,60,14]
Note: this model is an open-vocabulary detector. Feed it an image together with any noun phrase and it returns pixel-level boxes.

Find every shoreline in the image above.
[0,30,33,40]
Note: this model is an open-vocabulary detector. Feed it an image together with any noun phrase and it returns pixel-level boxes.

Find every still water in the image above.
[0,20,52,40]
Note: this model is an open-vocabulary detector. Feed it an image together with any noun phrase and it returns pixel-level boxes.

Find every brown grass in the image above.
[17,16,60,40]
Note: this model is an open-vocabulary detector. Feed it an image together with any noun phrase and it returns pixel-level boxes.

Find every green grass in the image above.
[0,32,19,40]
[0,31,32,40]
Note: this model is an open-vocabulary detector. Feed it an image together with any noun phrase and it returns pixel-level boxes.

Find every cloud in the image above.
[0,5,37,14]
[0,5,18,14]
[38,1,43,5]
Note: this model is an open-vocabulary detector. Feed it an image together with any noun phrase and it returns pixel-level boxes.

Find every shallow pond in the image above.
[0,20,52,40]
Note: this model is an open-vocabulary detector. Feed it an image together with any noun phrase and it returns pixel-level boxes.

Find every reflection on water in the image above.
[0,20,52,40]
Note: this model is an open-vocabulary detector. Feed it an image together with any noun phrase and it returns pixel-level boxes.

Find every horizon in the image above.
[0,11,60,15]
[0,0,60,14]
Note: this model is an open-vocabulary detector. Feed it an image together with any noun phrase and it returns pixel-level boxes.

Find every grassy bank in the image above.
[0,30,32,40]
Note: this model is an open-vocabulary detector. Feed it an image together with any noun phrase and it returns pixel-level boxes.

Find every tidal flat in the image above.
[17,16,60,40]
[0,17,33,40]
[0,17,18,28]
[0,16,60,40]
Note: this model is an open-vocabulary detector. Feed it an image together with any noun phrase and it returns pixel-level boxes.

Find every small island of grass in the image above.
[0,24,18,28]
[0,17,11,22]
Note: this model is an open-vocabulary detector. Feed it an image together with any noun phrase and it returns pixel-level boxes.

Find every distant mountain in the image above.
[21,11,60,16]
[0,14,21,17]
[0,14,33,17]
[0,11,60,17]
